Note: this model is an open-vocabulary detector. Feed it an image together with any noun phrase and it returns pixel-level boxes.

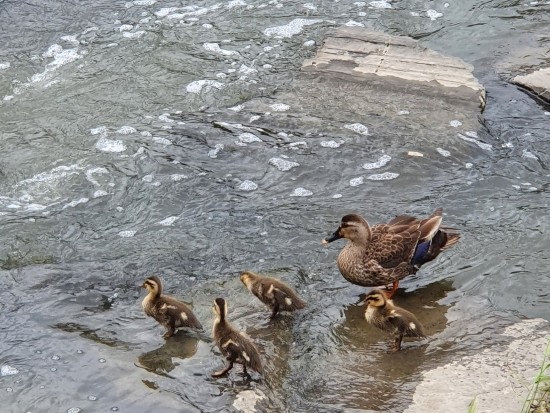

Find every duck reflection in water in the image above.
[138,331,200,374]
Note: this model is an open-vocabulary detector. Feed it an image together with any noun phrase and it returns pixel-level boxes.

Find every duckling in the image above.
[211,297,263,378]
[363,289,426,352]
[240,271,306,319]
[141,275,203,339]
[323,208,460,298]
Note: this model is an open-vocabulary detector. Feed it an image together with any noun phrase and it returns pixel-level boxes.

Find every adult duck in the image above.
[322,208,459,297]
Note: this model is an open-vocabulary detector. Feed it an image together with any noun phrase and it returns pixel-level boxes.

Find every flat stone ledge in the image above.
[302,27,486,110]
[513,67,550,102]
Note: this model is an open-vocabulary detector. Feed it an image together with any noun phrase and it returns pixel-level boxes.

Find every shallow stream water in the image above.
[1,1,550,412]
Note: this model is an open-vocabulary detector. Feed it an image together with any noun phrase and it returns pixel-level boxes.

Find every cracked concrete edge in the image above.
[513,67,550,102]
[404,319,550,413]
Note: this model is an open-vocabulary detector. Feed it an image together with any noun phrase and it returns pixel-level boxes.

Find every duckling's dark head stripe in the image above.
[214,297,226,308]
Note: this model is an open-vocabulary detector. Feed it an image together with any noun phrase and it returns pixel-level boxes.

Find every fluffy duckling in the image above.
[240,271,306,319]
[141,275,203,339]
[212,297,263,378]
[363,289,426,351]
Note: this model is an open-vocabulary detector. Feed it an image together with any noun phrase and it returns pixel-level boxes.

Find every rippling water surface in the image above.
[1,1,550,412]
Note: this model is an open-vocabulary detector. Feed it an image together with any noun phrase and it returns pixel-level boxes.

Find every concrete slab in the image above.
[302,27,486,111]
[404,319,550,413]
[513,68,550,102]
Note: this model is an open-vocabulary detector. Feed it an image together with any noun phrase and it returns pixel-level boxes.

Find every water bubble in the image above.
[98,358,106,363]
[51,355,60,360]
[465,163,473,169]
[111,408,119,412]
[436,148,451,157]
[88,395,97,401]
[158,216,178,226]
[426,9,443,20]
[6,387,13,392]
[268,158,299,171]
[290,188,313,197]
[40,385,45,389]
[50,367,57,372]
[238,180,258,191]
[1,365,19,376]
[35,350,42,354]
[344,123,369,135]
[77,350,84,354]
[270,103,290,111]
[450,120,462,127]
[366,172,399,180]
[67,408,81,413]
[350,177,364,187]
[332,194,343,199]
[118,231,136,238]
[362,154,391,169]
[95,138,126,153]
[320,140,341,148]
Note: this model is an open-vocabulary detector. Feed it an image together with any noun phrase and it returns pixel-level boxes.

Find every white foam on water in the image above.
[320,140,342,148]
[358,11,367,16]
[436,148,451,157]
[1,365,19,376]
[450,120,462,127]
[263,19,323,38]
[123,31,146,39]
[118,230,136,238]
[369,1,392,8]
[158,216,179,226]
[67,408,81,413]
[3,95,14,101]
[126,0,157,7]
[522,149,538,159]
[332,193,343,199]
[270,103,290,111]
[96,138,126,152]
[238,180,258,191]
[303,40,315,47]
[239,64,257,75]
[203,23,213,28]
[303,3,317,10]
[268,158,300,171]
[208,144,224,158]
[119,24,134,32]
[90,126,108,136]
[16,164,83,190]
[250,115,261,122]
[186,79,224,93]
[502,142,514,148]
[229,104,245,112]
[238,132,262,143]
[155,7,181,17]
[427,9,443,20]
[142,174,154,182]
[344,123,369,135]
[457,133,493,151]
[63,197,89,209]
[152,136,172,145]
[203,43,238,56]
[362,154,391,169]
[158,113,175,122]
[85,167,109,186]
[398,110,409,115]
[31,44,83,84]
[410,11,420,16]
[0,62,10,70]
[290,187,313,197]
[116,126,137,134]
[345,20,365,27]
[350,176,364,186]
[170,174,188,181]
[512,184,521,190]
[289,141,307,148]
[354,1,367,6]
[465,162,473,168]
[545,111,550,116]
[93,190,108,198]
[367,172,399,180]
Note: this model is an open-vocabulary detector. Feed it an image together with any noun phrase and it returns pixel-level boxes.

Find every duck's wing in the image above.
[369,225,422,268]
[386,308,426,338]
[161,296,203,330]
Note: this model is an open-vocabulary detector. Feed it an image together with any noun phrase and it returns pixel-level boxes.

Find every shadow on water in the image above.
[137,331,200,375]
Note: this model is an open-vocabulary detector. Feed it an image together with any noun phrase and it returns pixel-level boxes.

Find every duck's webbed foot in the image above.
[269,305,279,320]
[212,361,234,377]
[162,326,175,339]
[387,335,403,352]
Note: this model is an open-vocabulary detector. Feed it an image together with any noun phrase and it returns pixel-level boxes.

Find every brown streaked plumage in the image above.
[363,289,426,351]
[322,208,459,297]
[211,297,263,378]
[240,271,306,319]
[141,275,203,339]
